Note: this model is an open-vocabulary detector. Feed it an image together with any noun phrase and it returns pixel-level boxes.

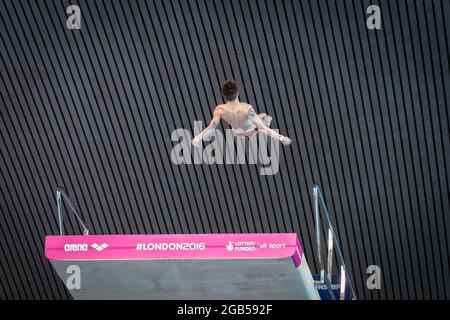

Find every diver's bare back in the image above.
[215,101,254,132]
[192,100,292,146]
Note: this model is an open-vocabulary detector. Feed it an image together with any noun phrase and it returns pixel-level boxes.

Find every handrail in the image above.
[313,184,356,300]
[56,188,89,236]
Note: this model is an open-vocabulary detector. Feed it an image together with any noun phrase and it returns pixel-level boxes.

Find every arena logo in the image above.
[91,243,108,252]
[136,242,206,251]
[64,244,88,252]
[171,121,280,175]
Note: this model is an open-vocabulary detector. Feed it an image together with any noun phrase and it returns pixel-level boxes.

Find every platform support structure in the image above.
[56,187,89,236]
[313,184,356,300]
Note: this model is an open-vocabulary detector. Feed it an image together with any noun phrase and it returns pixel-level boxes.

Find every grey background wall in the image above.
[0,0,449,300]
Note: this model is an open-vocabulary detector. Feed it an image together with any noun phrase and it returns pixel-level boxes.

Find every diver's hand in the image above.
[280,136,292,146]
[191,137,201,147]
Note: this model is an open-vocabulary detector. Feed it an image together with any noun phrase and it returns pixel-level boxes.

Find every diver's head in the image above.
[221,80,239,102]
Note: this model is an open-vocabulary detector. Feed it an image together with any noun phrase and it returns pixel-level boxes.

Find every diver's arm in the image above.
[192,108,222,146]
[249,107,292,145]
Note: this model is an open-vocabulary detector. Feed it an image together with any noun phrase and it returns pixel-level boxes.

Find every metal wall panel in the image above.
[0,0,448,299]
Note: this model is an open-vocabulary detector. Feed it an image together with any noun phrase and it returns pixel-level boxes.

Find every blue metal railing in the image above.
[313,184,356,300]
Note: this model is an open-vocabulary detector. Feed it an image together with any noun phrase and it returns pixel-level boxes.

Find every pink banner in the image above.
[45,233,303,267]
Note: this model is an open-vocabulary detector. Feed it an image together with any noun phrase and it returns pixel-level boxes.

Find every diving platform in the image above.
[45,233,320,300]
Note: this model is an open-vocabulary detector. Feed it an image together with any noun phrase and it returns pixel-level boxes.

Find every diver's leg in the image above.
[258,113,272,127]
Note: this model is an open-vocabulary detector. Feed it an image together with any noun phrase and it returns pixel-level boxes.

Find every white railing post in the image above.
[56,190,63,236]
[327,228,334,283]
[340,265,346,300]
[313,185,324,283]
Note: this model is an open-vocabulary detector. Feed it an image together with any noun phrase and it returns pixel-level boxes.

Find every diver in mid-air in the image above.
[191,80,292,146]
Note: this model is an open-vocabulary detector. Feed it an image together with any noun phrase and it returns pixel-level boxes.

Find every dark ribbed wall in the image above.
[0,0,449,300]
